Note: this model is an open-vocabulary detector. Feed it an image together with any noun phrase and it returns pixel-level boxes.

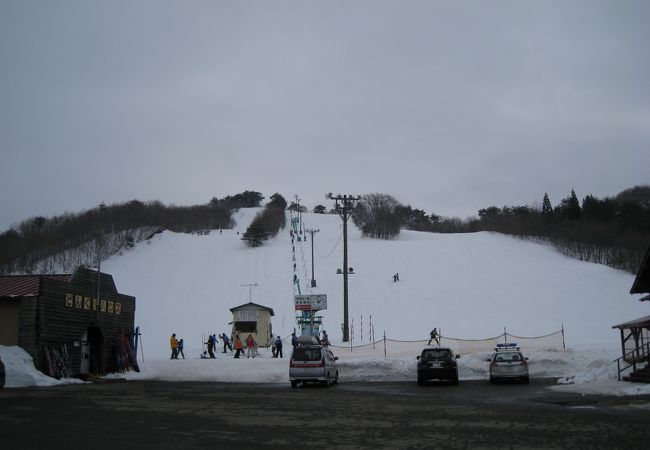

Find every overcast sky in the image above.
[1,0,648,231]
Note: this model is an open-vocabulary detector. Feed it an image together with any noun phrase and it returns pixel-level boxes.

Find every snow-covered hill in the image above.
[101,208,647,360]
[4,207,650,394]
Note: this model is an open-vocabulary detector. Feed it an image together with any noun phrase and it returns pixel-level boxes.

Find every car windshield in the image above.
[421,349,452,361]
[292,347,322,362]
[494,352,524,362]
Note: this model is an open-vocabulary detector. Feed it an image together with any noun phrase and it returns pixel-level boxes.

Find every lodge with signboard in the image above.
[229,302,274,347]
[0,266,136,377]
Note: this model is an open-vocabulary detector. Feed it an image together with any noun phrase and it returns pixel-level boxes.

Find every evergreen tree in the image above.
[542,193,553,216]
[556,189,581,220]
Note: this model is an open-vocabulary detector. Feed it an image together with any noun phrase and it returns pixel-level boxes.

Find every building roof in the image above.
[612,315,650,330]
[0,274,71,298]
[630,246,650,294]
[229,301,275,316]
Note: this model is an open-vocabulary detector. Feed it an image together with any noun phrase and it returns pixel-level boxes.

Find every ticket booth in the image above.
[229,302,275,347]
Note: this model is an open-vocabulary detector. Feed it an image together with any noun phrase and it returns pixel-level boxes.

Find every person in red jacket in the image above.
[245,334,257,358]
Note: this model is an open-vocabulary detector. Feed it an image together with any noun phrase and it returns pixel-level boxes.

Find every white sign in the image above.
[294,294,327,311]
[236,310,260,321]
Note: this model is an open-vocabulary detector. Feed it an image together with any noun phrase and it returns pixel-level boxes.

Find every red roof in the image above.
[0,274,71,298]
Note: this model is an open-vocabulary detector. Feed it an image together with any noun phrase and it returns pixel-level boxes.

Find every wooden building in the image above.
[0,267,136,377]
[229,302,275,347]
[612,246,650,382]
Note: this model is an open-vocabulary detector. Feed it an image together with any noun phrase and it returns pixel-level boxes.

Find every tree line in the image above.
[349,186,650,273]
[0,192,264,274]
[242,194,288,247]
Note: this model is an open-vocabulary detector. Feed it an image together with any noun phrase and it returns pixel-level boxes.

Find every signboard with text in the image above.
[294,294,327,311]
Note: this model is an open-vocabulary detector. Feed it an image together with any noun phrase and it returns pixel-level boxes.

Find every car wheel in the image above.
[291,380,298,388]
[452,375,459,385]
[323,373,331,387]
[333,371,339,384]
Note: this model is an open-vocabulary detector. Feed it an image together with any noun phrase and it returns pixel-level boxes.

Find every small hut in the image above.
[229,302,275,347]
[0,267,136,378]
[612,246,650,382]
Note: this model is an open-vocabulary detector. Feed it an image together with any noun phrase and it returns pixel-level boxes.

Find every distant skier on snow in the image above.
[428,328,440,346]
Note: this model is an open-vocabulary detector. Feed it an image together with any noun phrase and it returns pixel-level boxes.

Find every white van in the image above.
[289,344,339,388]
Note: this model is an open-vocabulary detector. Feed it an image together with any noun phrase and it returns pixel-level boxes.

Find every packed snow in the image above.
[3,208,649,397]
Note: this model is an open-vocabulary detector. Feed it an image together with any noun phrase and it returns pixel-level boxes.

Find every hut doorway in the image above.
[87,326,104,375]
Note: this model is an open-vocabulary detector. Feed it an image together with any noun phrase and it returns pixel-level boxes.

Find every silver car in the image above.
[289,344,339,388]
[488,350,529,384]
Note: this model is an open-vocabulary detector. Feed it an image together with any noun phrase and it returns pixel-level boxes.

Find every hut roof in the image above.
[229,301,275,316]
[0,267,119,299]
[612,315,650,330]
[630,246,650,294]
[0,274,71,298]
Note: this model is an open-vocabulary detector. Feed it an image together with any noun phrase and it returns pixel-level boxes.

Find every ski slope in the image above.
[3,207,650,394]
[101,208,646,360]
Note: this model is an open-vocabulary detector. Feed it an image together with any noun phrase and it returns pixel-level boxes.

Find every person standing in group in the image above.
[275,335,284,358]
[271,332,277,358]
[234,335,243,358]
[321,330,329,347]
[221,333,232,353]
[177,338,186,359]
[212,334,219,354]
[291,332,299,349]
[205,334,216,358]
[428,328,440,346]
[246,334,256,358]
[170,333,178,359]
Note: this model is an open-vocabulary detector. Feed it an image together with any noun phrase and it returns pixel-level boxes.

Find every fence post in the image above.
[372,324,375,350]
[383,331,387,358]
[561,323,566,351]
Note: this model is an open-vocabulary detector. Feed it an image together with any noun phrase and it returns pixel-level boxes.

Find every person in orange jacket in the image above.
[170,333,178,359]
[234,334,243,359]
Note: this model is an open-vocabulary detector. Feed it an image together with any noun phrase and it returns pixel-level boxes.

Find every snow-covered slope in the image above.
[102,208,647,360]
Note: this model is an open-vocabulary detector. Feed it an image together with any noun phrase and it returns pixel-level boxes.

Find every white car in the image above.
[487,345,529,384]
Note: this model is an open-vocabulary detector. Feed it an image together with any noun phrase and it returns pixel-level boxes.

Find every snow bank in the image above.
[4,343,649,397]
[0,345,84,388]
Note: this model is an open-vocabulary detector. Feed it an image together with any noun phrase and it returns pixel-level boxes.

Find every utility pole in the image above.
[95,202,106,323]
[294,194,303,235]
[327,193,360,342]
[305,228,320,287]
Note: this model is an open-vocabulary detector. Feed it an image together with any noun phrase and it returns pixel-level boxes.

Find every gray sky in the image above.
[1,0,648,231]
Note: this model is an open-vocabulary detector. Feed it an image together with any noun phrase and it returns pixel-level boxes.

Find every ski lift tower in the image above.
[295,294,327,338]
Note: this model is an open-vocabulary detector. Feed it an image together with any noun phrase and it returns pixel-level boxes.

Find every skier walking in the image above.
[275,335,284,358]
[428,328,440,346]
[221,333,233,353]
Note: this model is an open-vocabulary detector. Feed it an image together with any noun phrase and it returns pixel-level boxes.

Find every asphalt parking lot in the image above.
[1,379,649,449]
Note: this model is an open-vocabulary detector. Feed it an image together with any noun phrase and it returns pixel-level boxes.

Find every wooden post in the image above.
[383,331,387,358]
[561,323,566,351]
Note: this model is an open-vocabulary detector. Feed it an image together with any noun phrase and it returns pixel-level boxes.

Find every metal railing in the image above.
[613,342,650,381]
